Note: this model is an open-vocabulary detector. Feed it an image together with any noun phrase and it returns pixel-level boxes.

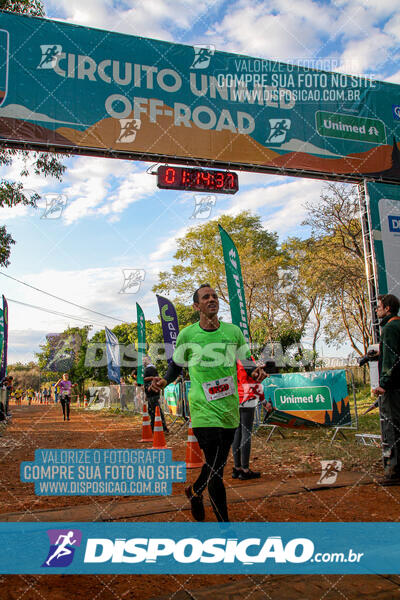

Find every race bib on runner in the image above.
[202,376,235,402]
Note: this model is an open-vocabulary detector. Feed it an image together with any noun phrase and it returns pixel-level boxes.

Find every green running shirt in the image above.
[173,321,251,428]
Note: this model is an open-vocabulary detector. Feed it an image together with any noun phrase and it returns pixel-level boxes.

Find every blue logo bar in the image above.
[0,523,399,574]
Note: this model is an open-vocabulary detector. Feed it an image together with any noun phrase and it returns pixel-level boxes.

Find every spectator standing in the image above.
[373,294,400,485]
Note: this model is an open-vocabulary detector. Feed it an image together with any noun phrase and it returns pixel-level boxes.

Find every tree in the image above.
[278,237,327,367]
[86,303,199,383]
[153,212,283,343]
[36,326,92,396]
[302,183,371,355]
[0,0,44,14]
[0,0,66,267]
[9,361,41,390]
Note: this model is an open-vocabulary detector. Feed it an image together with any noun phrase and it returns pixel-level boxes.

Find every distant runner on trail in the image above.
[54,373,76,421]
[26,388,34,406]
[14,388,22,406]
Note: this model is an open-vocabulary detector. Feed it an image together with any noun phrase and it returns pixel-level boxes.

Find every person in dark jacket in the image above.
[373,294,400,485]
[143,355,168,432]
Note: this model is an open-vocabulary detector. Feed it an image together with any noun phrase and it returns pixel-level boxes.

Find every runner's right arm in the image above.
[145,360,183,392]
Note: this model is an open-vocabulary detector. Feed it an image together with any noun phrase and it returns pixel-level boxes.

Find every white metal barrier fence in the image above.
[85,382,190,422]
[87,385,142,412]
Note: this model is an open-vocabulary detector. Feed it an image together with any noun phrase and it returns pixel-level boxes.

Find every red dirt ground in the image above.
[0,403,399,599]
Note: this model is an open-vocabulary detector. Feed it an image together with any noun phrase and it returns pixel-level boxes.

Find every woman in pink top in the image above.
[54,373,75,421]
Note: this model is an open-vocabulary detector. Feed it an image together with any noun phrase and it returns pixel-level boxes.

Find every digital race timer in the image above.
[157,166,239,194]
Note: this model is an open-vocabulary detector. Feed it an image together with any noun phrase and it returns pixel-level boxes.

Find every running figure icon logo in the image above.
[190,195,216,219]
[42,529,82,568]
[37,45,62,69]
[190,45,215,69]
[317,460,342,485]
[119,269,146,294]
[267,119,291,144]
[117,119,141,143]
[41,194,67,219]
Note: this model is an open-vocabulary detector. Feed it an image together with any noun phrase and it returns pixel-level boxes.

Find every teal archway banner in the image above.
[366,182,400,299]
[1,11,400,182]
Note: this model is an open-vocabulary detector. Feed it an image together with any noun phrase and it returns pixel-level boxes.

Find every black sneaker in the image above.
[185,485,205,521]
[239,469,261,480]
[232,467,241,479]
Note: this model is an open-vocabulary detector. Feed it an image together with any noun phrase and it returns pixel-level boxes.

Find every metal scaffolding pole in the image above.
[358,180,380,344]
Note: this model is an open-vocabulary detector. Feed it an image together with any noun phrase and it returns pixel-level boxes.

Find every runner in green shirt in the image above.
[173,319,248,429]
[146,284,266,522]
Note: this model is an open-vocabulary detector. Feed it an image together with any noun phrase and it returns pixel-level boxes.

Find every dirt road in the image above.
[0,403,399,599]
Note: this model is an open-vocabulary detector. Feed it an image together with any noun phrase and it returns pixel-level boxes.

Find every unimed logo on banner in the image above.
[274,386,332,411]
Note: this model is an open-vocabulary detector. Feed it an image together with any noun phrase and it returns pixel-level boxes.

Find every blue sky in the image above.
[1,0,400,363]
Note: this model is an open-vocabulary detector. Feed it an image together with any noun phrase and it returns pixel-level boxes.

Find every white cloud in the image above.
[0,155,53,194]
[201,0,399,81]
[0,155,57,222]
[149,236,179,262]
[0,204,31,221]
[8,330,49,364]
[45,0,220,41]
[228,178,326,236]
[148,178,328,265]
[385,12,400,41]
[335,0,398,22]
[208,1,327,60]
[99,171,155,217]
[3,266,151,333]
[34,156,154,224]
[339,31,395,76]
[386,70,400,84]
[149,221,194,261]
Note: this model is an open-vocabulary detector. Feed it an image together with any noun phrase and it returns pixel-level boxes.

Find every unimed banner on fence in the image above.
[263,370,351,428]
[366,182,400,298]
[1,11,400,181]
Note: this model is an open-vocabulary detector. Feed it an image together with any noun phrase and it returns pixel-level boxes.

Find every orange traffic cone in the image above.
[140,402,153,442]
[84,397,88,408]
[152,406,168,449]
[185,420,203,468]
